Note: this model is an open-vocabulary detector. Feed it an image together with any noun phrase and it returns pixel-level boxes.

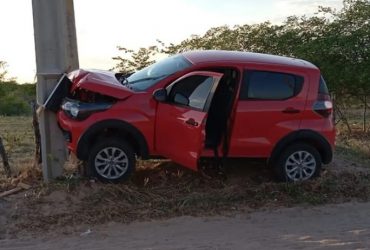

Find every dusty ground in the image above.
[0,156,369,249]
[1,202,370,250]
[1,116,370,249]
[1,157,370,250]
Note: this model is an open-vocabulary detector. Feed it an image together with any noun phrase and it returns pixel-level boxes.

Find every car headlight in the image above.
[61,101,78,118]
[61,99,112,120]
[70,105,80,117]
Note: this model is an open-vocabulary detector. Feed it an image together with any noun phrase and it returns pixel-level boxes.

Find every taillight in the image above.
[313,94,333,118]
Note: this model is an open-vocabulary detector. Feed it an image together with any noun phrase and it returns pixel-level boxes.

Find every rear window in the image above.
[240,70,304,100]
[319,75,329,95]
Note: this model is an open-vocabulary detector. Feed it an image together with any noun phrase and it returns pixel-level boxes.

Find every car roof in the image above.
[182,50,318,70]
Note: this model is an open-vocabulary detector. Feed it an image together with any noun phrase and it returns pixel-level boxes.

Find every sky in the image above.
[0,0,343,83]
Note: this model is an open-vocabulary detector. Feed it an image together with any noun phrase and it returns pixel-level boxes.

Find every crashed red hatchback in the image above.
[47,50,335,182]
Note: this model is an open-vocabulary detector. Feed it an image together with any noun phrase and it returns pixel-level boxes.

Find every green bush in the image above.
[0,82,35,116]
[0,95,31,116]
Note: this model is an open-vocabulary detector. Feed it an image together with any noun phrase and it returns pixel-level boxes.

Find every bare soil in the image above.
[1,202,370,249]
[0,156,370,249]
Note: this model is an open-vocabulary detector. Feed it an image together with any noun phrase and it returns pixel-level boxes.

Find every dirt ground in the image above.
[1,149,370,249]
[0,202,369,250]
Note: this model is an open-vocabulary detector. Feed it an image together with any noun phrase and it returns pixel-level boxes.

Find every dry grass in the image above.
[5,160,370,235]
[335,110,370,166]
[0,115,370,235]
[0,116,36,192]
[0,116,34,173]
[336,130,370,166]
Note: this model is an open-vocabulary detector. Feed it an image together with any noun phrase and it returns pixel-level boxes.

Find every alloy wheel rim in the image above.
[285,150,316,181]
[94,147,129,180]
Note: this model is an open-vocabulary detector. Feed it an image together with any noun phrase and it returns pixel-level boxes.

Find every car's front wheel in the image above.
[88,139,135,182]
[273,143,321,182]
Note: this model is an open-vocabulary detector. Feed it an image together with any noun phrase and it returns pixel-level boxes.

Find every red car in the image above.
[48,50,335,182]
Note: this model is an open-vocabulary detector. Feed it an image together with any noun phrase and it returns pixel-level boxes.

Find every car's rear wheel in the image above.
[88,139,135,182]
[273,143,321,182]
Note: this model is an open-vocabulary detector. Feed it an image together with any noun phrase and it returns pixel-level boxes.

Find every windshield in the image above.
[126,55,192,91]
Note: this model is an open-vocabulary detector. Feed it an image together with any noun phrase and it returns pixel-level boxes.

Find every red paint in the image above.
[57,50,335,171]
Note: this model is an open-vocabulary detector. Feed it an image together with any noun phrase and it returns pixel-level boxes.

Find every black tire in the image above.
[273,143,321,182]
[87,139,135,182]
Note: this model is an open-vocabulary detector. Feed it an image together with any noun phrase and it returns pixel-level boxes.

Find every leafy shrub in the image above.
[0,82,35,116]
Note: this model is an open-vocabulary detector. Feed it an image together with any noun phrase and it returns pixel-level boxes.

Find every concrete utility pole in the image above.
[32,0,79,181]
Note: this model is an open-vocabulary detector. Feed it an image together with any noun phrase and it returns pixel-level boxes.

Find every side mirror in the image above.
[153,88,167,102]
[174,93,189,106]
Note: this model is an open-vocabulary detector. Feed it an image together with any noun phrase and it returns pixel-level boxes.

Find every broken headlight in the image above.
[61,99,112,120]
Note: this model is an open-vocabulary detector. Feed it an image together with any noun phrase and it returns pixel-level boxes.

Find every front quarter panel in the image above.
[57,92,156,157]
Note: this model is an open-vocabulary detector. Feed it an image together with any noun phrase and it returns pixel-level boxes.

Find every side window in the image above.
[168,75,214,110]
[240,70,304,100]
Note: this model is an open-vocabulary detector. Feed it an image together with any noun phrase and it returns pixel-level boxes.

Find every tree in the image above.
[0,82,35,116]
[113,1,369,130]
[0,137,11,177]
[112,46,158,74]
[158,0,369,130]
[0,61,8,82]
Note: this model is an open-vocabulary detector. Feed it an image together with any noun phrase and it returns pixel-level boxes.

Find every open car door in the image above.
[155,71,223,171]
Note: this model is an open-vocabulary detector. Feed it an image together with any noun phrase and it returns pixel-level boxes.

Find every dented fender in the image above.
[44,69,133,112]
[69,69,134,99]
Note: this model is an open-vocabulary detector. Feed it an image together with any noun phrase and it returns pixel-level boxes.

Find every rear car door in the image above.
[228,68,308,157]
[155,71,223,170]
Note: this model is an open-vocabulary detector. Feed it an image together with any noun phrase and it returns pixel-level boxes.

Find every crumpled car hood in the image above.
[68,69,134,99]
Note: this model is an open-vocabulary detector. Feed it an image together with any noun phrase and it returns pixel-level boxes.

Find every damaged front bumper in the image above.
[43,74,72,112]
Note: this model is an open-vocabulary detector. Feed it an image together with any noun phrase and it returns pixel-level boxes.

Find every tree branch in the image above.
[0,137,11,177]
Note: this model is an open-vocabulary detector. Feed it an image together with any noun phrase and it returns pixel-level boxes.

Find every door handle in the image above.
[282,107,300,114]
[185,118,199,126]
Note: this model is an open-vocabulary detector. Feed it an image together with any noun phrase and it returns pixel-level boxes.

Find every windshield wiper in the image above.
[119,77,135,90]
